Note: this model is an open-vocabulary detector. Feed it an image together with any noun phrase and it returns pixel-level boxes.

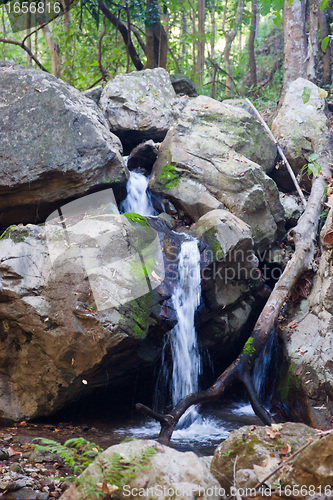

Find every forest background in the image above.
[0,0,332,109]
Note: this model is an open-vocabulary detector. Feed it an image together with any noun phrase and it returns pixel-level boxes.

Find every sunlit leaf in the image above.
[302,86,311,104]
[259,0,272,16]
[272,11,282,25]
[318,87,328,99]
[320,0,328,10]
[321,36,329,50]
[309,153,319,161]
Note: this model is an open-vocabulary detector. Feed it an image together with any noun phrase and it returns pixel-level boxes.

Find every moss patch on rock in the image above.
[157,163,181,190]
[118,293,158,339]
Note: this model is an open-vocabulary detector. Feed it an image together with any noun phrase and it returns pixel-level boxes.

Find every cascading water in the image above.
[253,328,277,401]
[120,169,157,216]
[171,239,202,426]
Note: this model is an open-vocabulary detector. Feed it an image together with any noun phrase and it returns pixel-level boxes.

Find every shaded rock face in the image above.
[60,439,222,500]
[82,84,103,105]
[277,208,333,429]
[149,96,284,251]
[211,422,318,495]
[271,78,328,190]
[99,68,183,151]
[170,73,198,96]
[279,192,303,228]
[0,61,126,228]
[127,139,159,173]
[0,220,167,423]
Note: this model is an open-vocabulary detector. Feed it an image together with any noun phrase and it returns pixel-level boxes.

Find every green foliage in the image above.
[302,86,312,104]
[158,163,180,190]
[123,213,149,226]
[33,437,157,497]
[243,336,256,356]
[300,153,322,179]
[33,437,103,479]
[320,0,329,10]
[0,225,17,241]
[93,446,157,490]
[321,36,330,50]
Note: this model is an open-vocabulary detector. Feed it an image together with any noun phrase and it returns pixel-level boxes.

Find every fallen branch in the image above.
[0,38,48,72]
[245,98,307,208]
[137,131,331,445]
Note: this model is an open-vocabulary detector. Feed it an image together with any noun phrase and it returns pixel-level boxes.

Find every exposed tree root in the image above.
[136,133,331,446]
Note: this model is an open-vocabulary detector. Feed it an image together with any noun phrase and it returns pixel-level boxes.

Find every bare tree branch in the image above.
[0,38,49,72]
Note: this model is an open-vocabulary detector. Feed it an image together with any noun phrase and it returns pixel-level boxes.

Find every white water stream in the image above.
[120,169,157,216]
[170,239,202,426]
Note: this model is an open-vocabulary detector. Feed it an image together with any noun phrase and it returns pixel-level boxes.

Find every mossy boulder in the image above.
[211,423,318,494]
[150,96,284,251]
[271,78,328,189]
[0,214,166,423]
[61,439,221,500]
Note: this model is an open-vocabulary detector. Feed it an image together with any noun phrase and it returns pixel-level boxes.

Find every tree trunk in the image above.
[210,0,215,59]
[191,8,196,78]
[145,0,168,68]
[196,0,205,87]
[222,0,244,96]
[98,1,144,70]
[41,25,61,77]
[318,6,332,86]
[59,0,71,31]
[26,13,32,66]
[307,0,319,83]
[181,8,187,61]
[248,0,257,93]
[281,0,307,96]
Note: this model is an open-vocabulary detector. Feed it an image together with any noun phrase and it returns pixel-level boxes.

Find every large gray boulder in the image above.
[0,61,126,228]
[99,68,183,150]
[60,439,223,499]
[149,96,284,251]
[271,78,328,189]
[0,205,166,422]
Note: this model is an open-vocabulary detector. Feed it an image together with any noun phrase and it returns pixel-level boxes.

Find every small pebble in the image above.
[0,447,9,460]
[9,462,24,473]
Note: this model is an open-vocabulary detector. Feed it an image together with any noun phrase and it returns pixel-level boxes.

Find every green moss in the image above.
[1,227,29,243]
[129,253,155,282]
[278,362,302,402]
[158,163,181,190]
[204,228,224,261]
[243,336,256,356]
[123,213,149,226]
[118,292,157,339]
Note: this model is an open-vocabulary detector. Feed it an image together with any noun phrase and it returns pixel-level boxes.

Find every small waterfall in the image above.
[253,328,277,401]
[120,170,157,216]
[171,239,202,426]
